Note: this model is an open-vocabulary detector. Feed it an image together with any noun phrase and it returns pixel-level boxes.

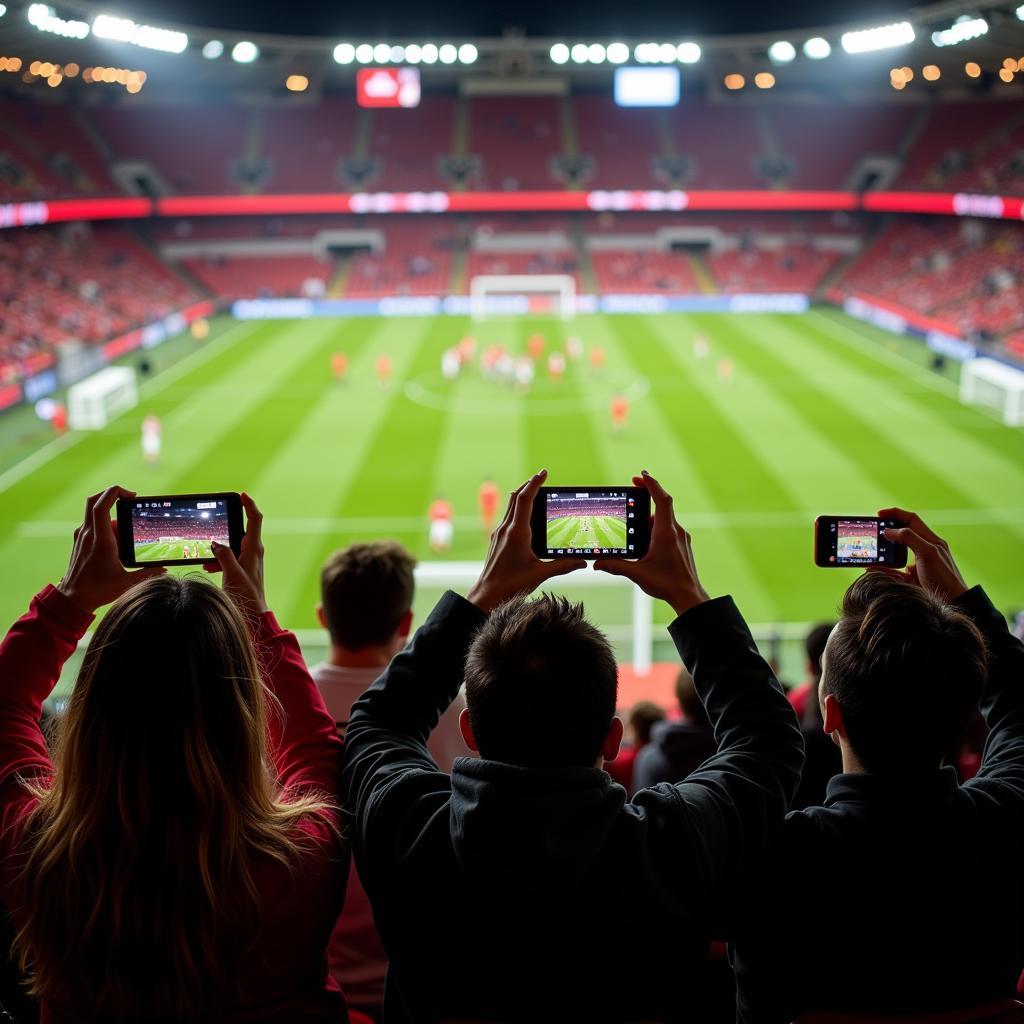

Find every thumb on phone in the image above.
[593,558,635,580]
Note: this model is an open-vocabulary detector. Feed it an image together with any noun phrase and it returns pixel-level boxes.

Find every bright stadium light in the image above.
[405,43,422,62]
[0,5,7,17]
[389,45,405,61]
[1017,3,1024,20]
[92,14,188,53]
[931,17,988,47]
[373,43,390,63]
[231,40,259,63]
[439,43,457,63]
[333,42,355,64]
[768,40,796,63]
[676,41,701,63]
[202,39,224,59]
[458,43,477,63]
[549,42,569,64]
[658,42,676,62]
[570,43,588,63]
[588,43,606,63]
[28,4,89,39]
[803,36,831,59]
[355,43,373,63]
[420,43,438,63]
[841,21,915,54]
[607,42,629,63]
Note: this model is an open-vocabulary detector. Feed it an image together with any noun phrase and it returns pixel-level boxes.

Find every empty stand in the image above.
[183,255,330,298]
[591,250,700,293]
[708,245,839,293]
[470,96,561,190]
[575,95,662,188]
[261,98,360,192]
[370,97,454,191]
[664,102,763,188]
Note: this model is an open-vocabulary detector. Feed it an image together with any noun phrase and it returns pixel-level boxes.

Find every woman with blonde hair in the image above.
[0,486,347,1022]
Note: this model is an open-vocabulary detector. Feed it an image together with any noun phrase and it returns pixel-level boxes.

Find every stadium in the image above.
[0,0,1024,1018]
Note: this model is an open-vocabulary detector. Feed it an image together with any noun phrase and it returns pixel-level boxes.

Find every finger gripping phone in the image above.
[531,486,651,560]
[814,515,908,568]
[116,492,243,567]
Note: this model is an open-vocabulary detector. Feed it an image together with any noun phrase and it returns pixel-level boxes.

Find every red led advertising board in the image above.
[356,68,421,108]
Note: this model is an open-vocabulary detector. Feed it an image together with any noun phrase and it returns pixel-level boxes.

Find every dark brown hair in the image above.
[822,573,987,775]
[320,541,416,649]
[465,595,618,768]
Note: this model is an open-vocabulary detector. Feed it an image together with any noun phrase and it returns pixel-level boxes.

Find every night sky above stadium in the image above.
[123,0,916,36]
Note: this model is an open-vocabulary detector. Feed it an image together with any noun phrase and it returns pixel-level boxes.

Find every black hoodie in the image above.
[342,591,803,1022]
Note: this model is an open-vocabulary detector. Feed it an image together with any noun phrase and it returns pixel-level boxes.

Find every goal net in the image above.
[67,366,138,430]
[469,274,576,321]
[959,357,1024,427]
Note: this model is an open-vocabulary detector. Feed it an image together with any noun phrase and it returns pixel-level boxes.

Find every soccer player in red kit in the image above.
[590,346,606,375]
[611,394,629,435]
[428,497,454,553]
[331,352,348,383]
[51,404,67,436]
[375,355,393,389]
[527,334,545,360]
[478,479,500,538]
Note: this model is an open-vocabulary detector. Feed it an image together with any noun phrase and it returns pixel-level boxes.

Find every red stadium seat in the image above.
[794,1000,1024,1024]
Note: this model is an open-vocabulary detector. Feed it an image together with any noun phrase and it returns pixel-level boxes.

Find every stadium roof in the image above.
[0,0,1022,99]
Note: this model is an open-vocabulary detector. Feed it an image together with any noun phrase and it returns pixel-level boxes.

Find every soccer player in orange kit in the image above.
[610,394,629,435]
[428,496,454,553]
[478,478,500,538]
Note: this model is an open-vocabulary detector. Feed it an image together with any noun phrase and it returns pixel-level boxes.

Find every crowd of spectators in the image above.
[0,472,1021,1023]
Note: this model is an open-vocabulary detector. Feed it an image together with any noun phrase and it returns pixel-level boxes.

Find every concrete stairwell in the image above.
[447,248,468,294]
[752,106,784,189]
[687,252,717,294]
[451,96,471,192]
[326,255,352,298]
[241,108,264,194]
[558,94,581,190]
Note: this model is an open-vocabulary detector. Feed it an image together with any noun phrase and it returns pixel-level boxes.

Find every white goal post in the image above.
[960,357,1024,427]
[469,274,576,321]
[67,366,138,430]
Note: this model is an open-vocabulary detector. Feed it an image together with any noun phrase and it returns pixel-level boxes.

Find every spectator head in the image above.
[626,701,665,748]
[675,666,707,723]
[318,541,416,654]
[15,574,329,1016]
[461,595,621,768]
[805,622,834,682]
[820,573,987,775]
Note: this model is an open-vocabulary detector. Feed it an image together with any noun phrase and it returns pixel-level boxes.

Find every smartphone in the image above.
[814,515,908,568]
[531,486,651,560]
[116,492,243,567]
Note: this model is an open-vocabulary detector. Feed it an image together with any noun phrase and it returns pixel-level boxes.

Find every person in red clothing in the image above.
[331,351,348,383]
[610,394,629,436]
[0,486,346,1022]
[478,478,500,539]
[50,403,67,436]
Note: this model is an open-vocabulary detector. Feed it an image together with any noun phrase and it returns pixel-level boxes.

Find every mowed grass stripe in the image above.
[267,317,441,624]
[519,318,608,482]
[810,308,1024,468]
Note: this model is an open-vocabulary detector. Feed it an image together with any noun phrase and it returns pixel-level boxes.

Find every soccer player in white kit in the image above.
[141,414,162,466]
[441,348,461,381]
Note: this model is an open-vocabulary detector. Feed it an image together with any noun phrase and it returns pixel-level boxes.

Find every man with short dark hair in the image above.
[791,620,842,809]
[733,509,1024,1021]
[343,469,803,1021]
[311,540,469,1018]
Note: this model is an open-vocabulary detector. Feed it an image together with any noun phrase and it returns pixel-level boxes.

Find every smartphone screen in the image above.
[117,493,242,567]
[531,487,651,560]
[815,516,907,568]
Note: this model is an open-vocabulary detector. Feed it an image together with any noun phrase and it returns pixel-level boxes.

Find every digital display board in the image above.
[614,66,680,107]
[356,68,421,108]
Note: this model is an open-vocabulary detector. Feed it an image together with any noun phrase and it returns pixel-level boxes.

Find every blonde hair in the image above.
[13,575,335,1017]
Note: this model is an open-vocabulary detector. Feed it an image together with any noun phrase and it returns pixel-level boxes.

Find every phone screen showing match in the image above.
[835,519,879,564]
[131,498,229,563]
[544,490,634,556]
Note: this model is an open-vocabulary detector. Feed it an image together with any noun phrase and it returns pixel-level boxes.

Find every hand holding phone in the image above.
[814,516,908,568]
[874,506,969,603]
[594,471,709,617]
[530,485,651,560]
[116,492,243,567]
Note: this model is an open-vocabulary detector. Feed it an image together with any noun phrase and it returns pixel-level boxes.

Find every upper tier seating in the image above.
[260,99,359,192]
[469,96,561,190]
[370,97,455,191]
[575,95,662,188]
[182,255,330,299]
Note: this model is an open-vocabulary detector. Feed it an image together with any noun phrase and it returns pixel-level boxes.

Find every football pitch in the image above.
[1,308,1023,641]
[547,514,628,551]
[133,540,214,563]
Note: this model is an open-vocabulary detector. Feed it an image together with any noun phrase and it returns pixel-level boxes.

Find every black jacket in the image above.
[342,591,803,1022]
[633,718,718,791]
[732,586,1024,1021]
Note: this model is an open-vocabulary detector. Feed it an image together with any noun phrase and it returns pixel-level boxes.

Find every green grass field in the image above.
[2,308,1023,648]
[134,540,215,563]
[547,514,628,551]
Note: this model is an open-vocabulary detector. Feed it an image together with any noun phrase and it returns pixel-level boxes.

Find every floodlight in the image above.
[333,42,355,64]
[373,43,390,63]
[571,43,588,63]
[803,37,831,59]
[658,42,676,62]
[607,42,629,63]
[92,14,187,53]
[285,74,308,91]
[549,42,569,64]
[202,39,224,59]
[588,43,606,63]
[421,43,438,63]
[355,44,374,63]
[931,17,988,47]
[27,4,89,39]
[458,43,477,63]
[841,22,915,54]
[231,40,259,63]
[389,45,405,61]
[439,43,457,63]
[406,43,422,62]
[676,41,701,63]
[1017,3,1024,20]
[0,6,7,16]
[634,42,658,63]
[768,40,796,63]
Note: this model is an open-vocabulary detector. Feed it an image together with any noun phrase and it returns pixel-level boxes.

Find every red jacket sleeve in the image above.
[0,586,93,885]
[251,612,343,806]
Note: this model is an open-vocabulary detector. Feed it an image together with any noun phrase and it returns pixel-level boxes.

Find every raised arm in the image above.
[210,494,342,800]
[597,473,803,912]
